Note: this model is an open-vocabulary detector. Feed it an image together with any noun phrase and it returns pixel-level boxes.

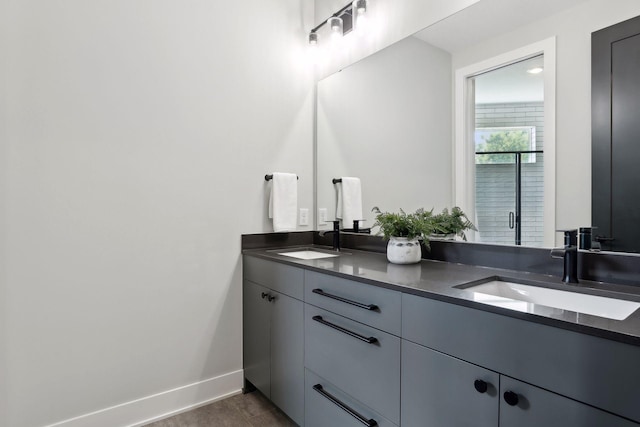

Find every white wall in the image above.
[451,0,640,232]
[317,36,452,226]
[2,1,314,426]
[313,0,480,78]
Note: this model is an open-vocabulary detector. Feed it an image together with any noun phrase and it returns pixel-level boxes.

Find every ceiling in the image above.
[412,0,587,104]
[413,0,589,53]
[473,55,544,104]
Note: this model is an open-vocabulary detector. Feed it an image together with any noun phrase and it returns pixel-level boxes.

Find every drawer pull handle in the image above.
[312,315,378,344]
[312,384,378,427]
[503,391,519,406]
[312,289,379,311]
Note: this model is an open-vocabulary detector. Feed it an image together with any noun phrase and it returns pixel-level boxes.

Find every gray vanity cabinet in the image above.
[303,270,402,426]
[402,293,640,426]
[499,376,638,427]
[305,368,398,427]
[402,339,638,427]
[243,257,304,426]
[243,280,272,398]
[401,340,499,427]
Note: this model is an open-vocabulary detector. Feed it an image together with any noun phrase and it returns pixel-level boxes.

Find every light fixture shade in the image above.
[328,16,343,37]
[354,0,367,16]
[309,32,318,45]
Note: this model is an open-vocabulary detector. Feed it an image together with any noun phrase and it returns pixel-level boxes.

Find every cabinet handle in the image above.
[312,315,378,344]
[260,292,275,302]
[474,379,488,393]
[312,384,378,427]
[312,289,379,311]
[503,391,519,406]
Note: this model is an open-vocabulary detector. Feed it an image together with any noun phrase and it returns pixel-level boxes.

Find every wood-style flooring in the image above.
[143,390,296,427]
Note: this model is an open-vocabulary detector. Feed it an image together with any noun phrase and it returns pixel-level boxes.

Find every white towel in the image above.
[336,177,363,228]
[268,172,298,232]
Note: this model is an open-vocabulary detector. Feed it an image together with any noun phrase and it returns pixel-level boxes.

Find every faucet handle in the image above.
[556,229,577,247]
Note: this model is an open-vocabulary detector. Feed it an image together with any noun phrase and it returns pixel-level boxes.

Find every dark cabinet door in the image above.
[592,15,640,253]
[270,291,304,426]
[401,340,498,427]
[243,280,271,398]
[500,376,638,427]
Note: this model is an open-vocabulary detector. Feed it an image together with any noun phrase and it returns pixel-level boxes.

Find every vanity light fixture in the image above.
[309,32,318,45]
[328,16,344,39]
[527,67,544,74]
[354,0,367,18]
[308,0,368,45]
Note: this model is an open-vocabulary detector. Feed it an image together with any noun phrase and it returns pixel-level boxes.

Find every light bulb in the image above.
[308,32,318,45]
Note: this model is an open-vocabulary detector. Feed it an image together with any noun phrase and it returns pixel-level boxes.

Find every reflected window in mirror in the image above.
[468,55,546,247]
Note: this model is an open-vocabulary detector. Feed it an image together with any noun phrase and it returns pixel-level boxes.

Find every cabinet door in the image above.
[500,376,638,427]
[401,340,499,427]
[592,14,640,252]
[243,280,271,398]
[271,292,304,426]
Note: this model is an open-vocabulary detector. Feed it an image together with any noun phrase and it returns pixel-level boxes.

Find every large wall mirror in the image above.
[316,0,640,254]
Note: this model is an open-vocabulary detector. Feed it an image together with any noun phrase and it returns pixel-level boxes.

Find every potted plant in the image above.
[372,207,436,264]
[431,207,477,241]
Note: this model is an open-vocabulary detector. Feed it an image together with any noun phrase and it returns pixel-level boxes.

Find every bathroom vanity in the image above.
[242,245,640,427]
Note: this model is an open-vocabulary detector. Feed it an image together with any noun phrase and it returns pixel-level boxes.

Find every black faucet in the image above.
[550,229,579,284]
[319,220,341,251]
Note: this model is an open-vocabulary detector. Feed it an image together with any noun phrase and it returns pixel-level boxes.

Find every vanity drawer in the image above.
[305,369,398,427]
[305,305,401,425]
[243,256,304,300]
[402,293,640,423]
[304,270,401,336]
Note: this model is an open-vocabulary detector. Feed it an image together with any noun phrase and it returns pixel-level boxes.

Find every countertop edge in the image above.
[242,247,640,347]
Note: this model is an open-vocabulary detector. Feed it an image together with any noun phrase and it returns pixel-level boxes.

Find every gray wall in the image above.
[1,1,314,426]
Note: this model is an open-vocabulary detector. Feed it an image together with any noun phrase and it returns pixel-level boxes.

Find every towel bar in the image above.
[332,178,342,184]
[265,174,298,181]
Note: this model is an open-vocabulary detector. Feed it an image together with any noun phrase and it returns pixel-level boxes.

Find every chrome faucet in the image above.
[319,220,341,251]
[550,229,579,284]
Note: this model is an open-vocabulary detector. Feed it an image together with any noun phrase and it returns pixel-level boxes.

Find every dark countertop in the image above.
[243,245,640,346]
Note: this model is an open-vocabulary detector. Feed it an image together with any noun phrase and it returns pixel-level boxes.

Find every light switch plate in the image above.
[318,208,328,226]
[299,208,309,226]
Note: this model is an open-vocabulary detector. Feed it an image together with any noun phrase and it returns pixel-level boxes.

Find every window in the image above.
[475,126,537,164]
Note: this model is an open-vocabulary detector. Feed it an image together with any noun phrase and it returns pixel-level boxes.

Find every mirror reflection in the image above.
[315,0,640,253]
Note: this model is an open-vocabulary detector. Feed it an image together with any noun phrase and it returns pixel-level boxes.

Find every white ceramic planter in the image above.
[386,237,422,264]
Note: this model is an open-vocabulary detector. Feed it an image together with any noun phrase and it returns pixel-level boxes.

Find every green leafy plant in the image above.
[432,207,477,241]
[371,207,436,248]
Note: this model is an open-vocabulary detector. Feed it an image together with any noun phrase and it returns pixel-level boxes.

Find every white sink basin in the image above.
[277,249,340,260]
[461,279,640,320]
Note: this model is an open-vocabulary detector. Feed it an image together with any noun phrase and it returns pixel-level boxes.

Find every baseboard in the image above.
[44,369,244,427]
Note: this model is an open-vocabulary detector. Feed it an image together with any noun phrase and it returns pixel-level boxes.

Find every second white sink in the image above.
[461,279,640,320]
[277,249,340,260]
